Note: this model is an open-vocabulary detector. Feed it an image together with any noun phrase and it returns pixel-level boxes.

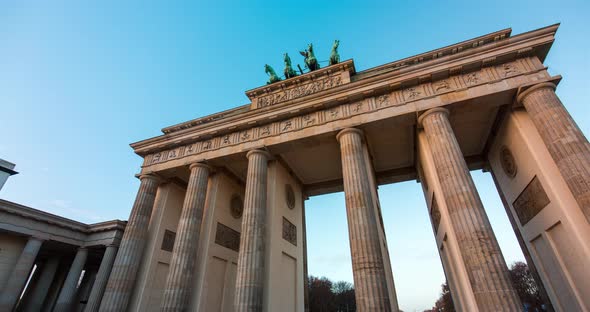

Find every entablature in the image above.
[131,24,558,168]
[0,199,126,247]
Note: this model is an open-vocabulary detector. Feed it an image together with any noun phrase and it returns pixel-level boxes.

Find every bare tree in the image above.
[427,261,548,312]
[332,281,355,312]
[308,276,356,312]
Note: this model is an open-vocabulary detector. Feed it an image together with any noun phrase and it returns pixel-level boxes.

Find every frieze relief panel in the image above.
[513,176,550,226]
[282,217,297,246]
[255,74,345,109]
[145,58,536,167]
[214,222,241,252]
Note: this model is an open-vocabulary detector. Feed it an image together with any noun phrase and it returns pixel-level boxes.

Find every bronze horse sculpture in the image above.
[265,64,281,84]
[284,53,298,79]
[329,40,340,65]
[300,43,320,71]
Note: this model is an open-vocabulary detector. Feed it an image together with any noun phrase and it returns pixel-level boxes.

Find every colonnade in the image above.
[0,240,119,312]
[93,82,590,311]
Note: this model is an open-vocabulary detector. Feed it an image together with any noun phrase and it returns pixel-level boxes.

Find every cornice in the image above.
[130,24,558,156]
[87,220,127,233]
[0,199,126,234]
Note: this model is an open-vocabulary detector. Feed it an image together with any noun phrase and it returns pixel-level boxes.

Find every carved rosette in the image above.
[500,145,518,178]
[230,194,244,219]
[285,184,295,209]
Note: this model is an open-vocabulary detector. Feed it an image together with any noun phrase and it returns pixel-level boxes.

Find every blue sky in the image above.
[1,1,588,311]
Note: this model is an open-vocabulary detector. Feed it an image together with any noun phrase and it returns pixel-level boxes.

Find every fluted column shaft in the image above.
[54,247,89,312]
[24,257,60,312]
[234,149,270,312]
[161,163,211,311]
[85,245,118,312]
[518,82,590,223]
[0,236,43,311]
[419,108,521,311]
[337,128,391,312]
[99,174,160,312]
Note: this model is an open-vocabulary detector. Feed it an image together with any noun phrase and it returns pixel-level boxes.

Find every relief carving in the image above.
[257,75,343,108]
[282,217,297,246]
[215,223,241,252]
[241,131,251,141]
[329,108,339,119]
[500,146,517,178]
[152,153,162,163]
[463,72,481,86]
[260,125,271,136]
[513,176,550,226]
[376,94,390,107]
[433,79,451,93]
[403,87,422,101]
[222,134,231,145]
[146,59,535,167]
[281,120,293,132]
[285,184,295,209]
[351,101,363,113]
[303,114,315,126]
[230,194,243,219]
[499,62,521,77]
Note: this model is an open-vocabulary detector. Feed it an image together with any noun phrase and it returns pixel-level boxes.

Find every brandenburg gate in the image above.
[95,24,590,311]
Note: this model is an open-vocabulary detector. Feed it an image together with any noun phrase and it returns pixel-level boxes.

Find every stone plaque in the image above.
[161,230,176,252]
[500,146,517,178]
[431,196,441,234]
[285,184,295,210]
[282,217,297,246]
[230,194,243,219]
[215,223,240,252]
[513,176,550,226]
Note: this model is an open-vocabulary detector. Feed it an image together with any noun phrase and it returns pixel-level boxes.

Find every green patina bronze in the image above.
[283,53,298,79]
[264,64,281,84]
[329,40,340,65]
[299,43,320,71]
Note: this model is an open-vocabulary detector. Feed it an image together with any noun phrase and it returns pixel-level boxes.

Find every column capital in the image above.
[246,149,272,160]
[417,107,449,127]
[138,173,162,183]
[29,236,45,242]
[188,162,212,172]
[336,128,364,143]
[516,82,557,105]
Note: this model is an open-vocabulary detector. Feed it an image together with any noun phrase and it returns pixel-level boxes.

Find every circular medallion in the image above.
[230,194,243,219]
[285,184,295,209]
[500,146,517,178]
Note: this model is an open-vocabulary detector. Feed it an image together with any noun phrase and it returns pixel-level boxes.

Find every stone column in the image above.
[0,236,43,311]
[337,128,392,312]
[99,173,160,312]
[518,82,590,223]
[23,257,60,312]
[161,163,211,311]
[418,108,521,311]
[234,149,270,312]
[85,245,118,312]
[76,269,97,310]
[54,247,89,312]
